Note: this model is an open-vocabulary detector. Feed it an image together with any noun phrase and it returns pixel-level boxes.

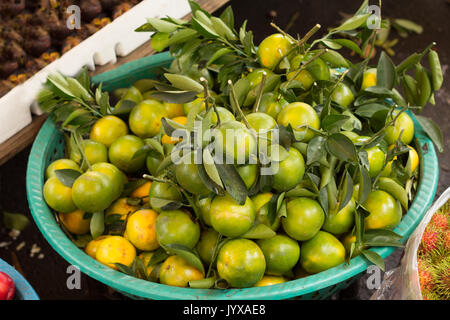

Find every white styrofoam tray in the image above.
[0,0,191,144]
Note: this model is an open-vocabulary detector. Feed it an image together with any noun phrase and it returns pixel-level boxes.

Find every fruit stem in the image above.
[207,233,223,278]
[297,24,321,48]
[71,130,92,170]
[227,80,252,130]
[252,71,267,113]
[285,48,328,88]
[269,22,296,43]
[200,77,221,126]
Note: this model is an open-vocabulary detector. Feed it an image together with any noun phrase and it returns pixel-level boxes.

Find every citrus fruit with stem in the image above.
[300,231,346,274]
[257,33,293,70]
[217,239,266,288]
[257,234,300,275]
[129,99,167,138]
[175,152,210,196]
[155,210,200,249]
[105,197,139,221]
[282,197,325,241]
[273,147,305,192]
[124,209,159,251]
[322,198,355,235]
[43,176,77,213]
[71,171,115,212]
[90,115,128,148]
[384,110,414,145]
[58,209,90,235]
[277,102,320,142]
[90,162,124,199]
[196,228,219,265]
[159,255,204,287]
[95,236,136,270]
[46,159,80,180]
[210,194,256,238]
[363,190,402,230]
[108,135,146,173]
[149,181,183,212]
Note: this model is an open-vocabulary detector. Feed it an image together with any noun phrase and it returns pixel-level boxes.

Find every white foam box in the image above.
[0,0,191,144]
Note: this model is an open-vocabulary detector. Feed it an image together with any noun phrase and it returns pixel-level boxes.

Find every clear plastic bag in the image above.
[370,187,450,300]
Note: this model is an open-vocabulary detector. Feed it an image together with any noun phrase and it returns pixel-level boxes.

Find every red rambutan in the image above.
[429,213,448,232]
[420,231,439,255]
[417,259,435,293]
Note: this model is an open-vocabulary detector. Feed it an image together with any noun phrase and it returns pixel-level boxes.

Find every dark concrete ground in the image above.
[0,0,448,300]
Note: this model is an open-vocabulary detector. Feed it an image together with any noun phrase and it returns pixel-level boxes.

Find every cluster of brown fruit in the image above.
[0,0,142,97]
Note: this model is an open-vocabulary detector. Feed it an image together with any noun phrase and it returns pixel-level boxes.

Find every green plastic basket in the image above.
[26,52,439,300]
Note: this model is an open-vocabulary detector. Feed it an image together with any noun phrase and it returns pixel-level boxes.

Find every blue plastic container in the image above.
[0,258,39,300]
[26,52,439,299]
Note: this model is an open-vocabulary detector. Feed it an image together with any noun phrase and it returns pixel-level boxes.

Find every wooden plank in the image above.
[0,114,48,166]
[0,0,229,166]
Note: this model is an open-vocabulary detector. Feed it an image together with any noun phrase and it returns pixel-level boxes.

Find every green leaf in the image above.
[322,114,350,132]
[72,234,92,248]
[203,148,224,189]
[146,17,179,33]
[149,263,162,282]
[149,90,198,104]
[135,23,155,32]
[47,72,75,99]
[332,39,363,56]
[161,117,186,137]
[150,197,182,211]
[76,67,91,92]
[326,133,358,163]
[241,223,276,239]
[167,29,198,47]
[415,115,444,152]
[396,53,421,75]
[189,277,216,289]
[211,17,237,40]
[215,163,248,205]
[355,103,389,118]
[149,247,169,267]
[66,78,94,102]
[121,179,147,197]
[318,187,329,216]
[363,86,395,97]
[114,263,137,277]
[285,187,317,198]
[90,212,104,239]
[144,138,164,156]
[307,136,327,165]
[3,212,30,231]
[207,48,233,66]
[364,229,403,242]
[55,169,82,188]
[233,77,251,107]
[104,214,122,224]
[164,73,203,93]
[61,109,90,127]
[393,19,423,34]
[338,172,353,211]
[361,250,385,272]
[192,17,219,38]
[332,13,371,31]
[358,165,372,204]
[219,6,235,30]
[377,52,396,90]
[111,100,137,115]
[342,110,362,131]
[164,244,205,274]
